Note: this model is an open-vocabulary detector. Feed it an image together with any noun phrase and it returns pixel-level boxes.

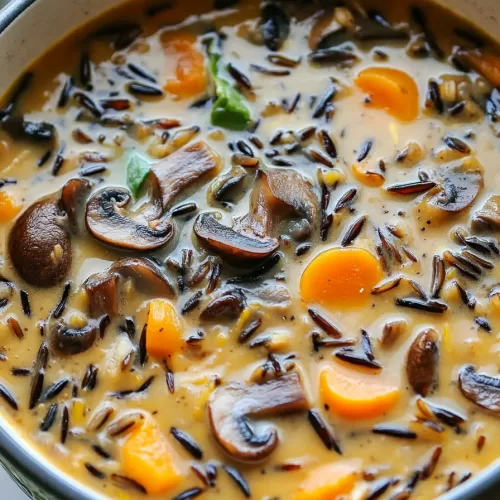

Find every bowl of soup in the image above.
[0,0,499,499]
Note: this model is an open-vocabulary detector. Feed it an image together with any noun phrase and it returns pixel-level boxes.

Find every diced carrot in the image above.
[122,416,183,495]
[460,50,500,87]
[352,161,385,187]
[146,299,184,357]
[355,67,419,121]
[300,247,383,308]
[294,460,361,500]
[163,33,207,98]
[320,364,400,419]
[0,191,22,223]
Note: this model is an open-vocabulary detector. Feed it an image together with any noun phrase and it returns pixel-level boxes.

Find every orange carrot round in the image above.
[294,460,361,500]
[0,191,22,223]
[300,247,383,308]
[320,364,400,420]
[355,67,419,121]
[164,33,207,98]
[146,299,184,357]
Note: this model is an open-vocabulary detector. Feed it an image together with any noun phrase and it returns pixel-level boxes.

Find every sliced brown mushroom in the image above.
[85,257,175,318]
[208,372,309,462]
[85,186,173,251]
[472,195,500,231]
[194,213,279,262]
[85,272,119,318]
[9,198,71,287]
[427,158,484,213]
[458,365,500,413]
[200,288,247,320]
[50,317,99,355]
[150,141,221,211]
[246,169,319,238]
[60,178,92,230]
[455,49,500,87]
[406,328,439,396]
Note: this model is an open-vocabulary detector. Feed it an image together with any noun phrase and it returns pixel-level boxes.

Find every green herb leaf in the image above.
[209,46,251,131]
[126,150,151,197]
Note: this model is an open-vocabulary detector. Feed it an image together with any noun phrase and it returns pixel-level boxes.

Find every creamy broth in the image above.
[0,0,499,499]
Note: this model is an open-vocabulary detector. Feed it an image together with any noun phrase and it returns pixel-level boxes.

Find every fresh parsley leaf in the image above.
[126,150,151,197]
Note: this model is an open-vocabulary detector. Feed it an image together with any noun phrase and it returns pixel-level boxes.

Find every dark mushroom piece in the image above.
[406,328,439,396]
[208,372,308,462]
[60,178,92,230]
[50,316,99,355]
[260,3,290,52]
[9,198,71,287]
[200,288,247,320]
[471,195,500,231]
[425,159,484,213]
[85,186,173,251]
[458,365,500,413]
[194,213,279,262]
[246,169,319,238]
[85,257,175,318]
[150,141,221,211]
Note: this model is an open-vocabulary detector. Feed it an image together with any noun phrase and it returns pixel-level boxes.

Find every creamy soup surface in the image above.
[0,0,500,499]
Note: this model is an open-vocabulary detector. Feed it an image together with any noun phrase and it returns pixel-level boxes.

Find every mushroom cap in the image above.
[194,213,279,261]
[208,372,309,462]
[151,140,221,211]
[458,364,500,413]
[85,186,173,251]
[8,198,71,287]
[406,328,439,396]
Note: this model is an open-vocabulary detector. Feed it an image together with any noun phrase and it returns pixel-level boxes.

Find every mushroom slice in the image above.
[85,272,119,318]
[8,198,71,287]
[428,158,484,213]
[150,141,221,211]
[201,288,247,320]
[406,328,439,396]
[248,170,319,237]
[50,317,99,355]
[85,187,173,251]
[458,365,500,413]
[194,213,279,262]
[208,372,308,462]
[472,195,500,231]
[60,178,92,230]
[85,257,174,318]
[110,257,175,297]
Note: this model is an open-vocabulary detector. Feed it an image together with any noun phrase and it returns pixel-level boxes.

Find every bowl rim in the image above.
[0,1,499,499]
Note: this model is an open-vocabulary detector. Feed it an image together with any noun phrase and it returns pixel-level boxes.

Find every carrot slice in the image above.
[0,191,22,223]
[163,33,207,98]
[300,247,383,308]
[146,299,184,357]
[122,416,183,495]
[351,161,385,187]
[355,67,419,121]
[320,364,400,419]
[294,460,361,500]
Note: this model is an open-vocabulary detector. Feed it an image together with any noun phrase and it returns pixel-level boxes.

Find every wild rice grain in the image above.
[308,409,342,454]
[20,290,31,317]
[61,405,70,444]
[172,488,204,500]
[40,404,58,431]
[170,427,203,459]
[222,465,251,498]
[84,463,105,479]
[111,474,147,493]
